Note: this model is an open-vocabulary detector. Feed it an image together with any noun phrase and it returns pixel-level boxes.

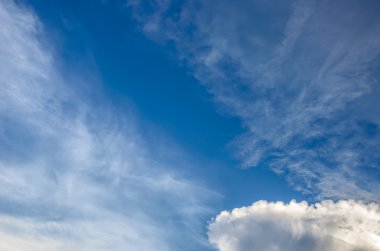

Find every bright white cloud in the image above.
[0,1,215,250]
[208,200,380,251]
[129,0,380,201]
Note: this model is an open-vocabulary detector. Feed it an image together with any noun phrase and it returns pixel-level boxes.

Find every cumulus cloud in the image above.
[129,0,380,201]
[0,1,215,250]
[208,200,380,251]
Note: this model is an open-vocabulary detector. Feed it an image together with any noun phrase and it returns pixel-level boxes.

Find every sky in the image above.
[0,0,379,250]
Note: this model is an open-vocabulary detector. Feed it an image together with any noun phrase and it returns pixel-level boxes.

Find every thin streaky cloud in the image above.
[0,1,216,250]
[2,1,380,251]
[129,0,380,202]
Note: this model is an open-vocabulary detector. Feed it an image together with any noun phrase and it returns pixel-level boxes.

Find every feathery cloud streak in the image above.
[0,1,215,250]
[129,0,380,201]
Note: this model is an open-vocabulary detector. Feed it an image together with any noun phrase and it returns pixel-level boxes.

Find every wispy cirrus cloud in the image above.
[0,1,216,250]
[128,0,380,202]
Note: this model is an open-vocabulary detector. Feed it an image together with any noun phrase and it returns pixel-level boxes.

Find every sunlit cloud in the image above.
[209,200,380,251]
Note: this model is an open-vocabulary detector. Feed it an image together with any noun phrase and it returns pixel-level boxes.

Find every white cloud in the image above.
[208,200,380,251]
[129,0,380,201]
[0,1,215,250]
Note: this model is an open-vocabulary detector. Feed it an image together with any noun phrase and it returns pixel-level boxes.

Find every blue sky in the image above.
[0,0,379,250]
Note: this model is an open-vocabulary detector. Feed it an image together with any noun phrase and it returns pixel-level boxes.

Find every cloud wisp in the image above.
[209,200,380,251]
[129,0,380,202]
[0,1,215,250]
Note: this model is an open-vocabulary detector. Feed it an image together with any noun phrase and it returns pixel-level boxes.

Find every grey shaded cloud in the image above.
[208,200,380,251]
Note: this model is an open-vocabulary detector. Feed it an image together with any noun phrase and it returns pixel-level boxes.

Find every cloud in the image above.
[0,1,215,250]
[128,0,380,201]
[208,200,380,251]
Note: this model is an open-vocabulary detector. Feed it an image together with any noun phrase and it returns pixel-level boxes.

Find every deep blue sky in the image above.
[25,0,305,208]
[1,0,380,250]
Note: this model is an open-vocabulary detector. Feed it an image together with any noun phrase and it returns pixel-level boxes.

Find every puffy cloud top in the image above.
[209,200,380,251]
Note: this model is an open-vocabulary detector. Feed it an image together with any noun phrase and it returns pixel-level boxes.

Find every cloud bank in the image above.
[209,200,380,251]
[129,0,380,201]
[0,1,215,250]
